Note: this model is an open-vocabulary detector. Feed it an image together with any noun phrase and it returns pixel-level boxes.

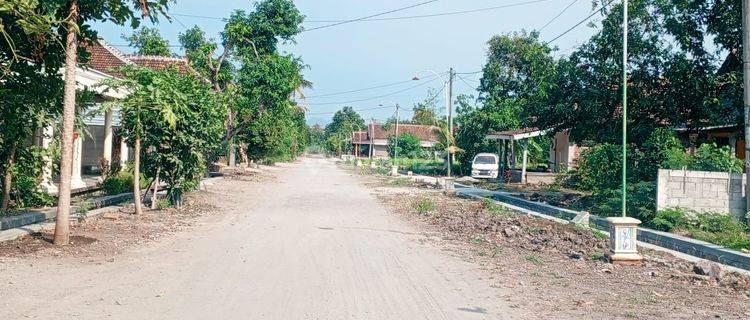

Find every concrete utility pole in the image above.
[394,104,400,159]
[369,118,374,159]
[743,0,750,215]
[447,68,455,178]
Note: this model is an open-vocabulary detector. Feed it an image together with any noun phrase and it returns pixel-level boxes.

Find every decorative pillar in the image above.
[70,133,86,189]
[606,217,643,265]
[40,124,58,194]
[103,109,113,166]
[120,138,129,170]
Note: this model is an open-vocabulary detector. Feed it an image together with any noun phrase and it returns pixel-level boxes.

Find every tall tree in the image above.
[53,0,170,245]
[0,0,64,211]
[122,26,172,56]
[179,0,304,166]
[324,106,365,155]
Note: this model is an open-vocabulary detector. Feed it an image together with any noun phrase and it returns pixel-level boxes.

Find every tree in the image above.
[411,88,441,125]
[0,1,64,211]
[179,0,304,166]
[122,26,172,56]
[53,0,169,245]
[324,106,365,155]
[388,134,422,158]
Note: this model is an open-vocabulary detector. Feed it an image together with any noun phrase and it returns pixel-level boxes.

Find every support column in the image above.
[40,124,58,194]
[120,138,129,169]
[103,109,113,166]
[70,133,86,189]
[521,140,529,184]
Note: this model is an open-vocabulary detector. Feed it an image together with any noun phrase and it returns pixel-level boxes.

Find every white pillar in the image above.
[103,109,113,165]
[70,133,86,189]
[120,137,129,169]
[40,124,58,194]
[521,140,529,184]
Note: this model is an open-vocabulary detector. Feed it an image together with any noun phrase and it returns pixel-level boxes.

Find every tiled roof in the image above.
[352,123,439,143]
[80,39,133,78]
[127,55,191,75]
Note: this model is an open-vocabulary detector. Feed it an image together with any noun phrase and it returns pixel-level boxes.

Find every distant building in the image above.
[351,123,439,158]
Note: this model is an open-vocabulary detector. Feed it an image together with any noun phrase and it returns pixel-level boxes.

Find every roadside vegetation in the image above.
[0,0,310,243]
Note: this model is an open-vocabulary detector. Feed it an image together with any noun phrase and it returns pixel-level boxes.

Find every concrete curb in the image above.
[448,181,750,272]
[0,205,123,242]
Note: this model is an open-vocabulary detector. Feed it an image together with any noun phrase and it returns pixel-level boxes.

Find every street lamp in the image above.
[378,102,400,160]
[607,0,642,265]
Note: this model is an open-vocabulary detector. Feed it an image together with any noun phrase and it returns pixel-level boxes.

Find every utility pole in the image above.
[394,104,400,160]
[446,67,455,178]
[621,0,629,218]
[369,118,374,159]
[744,0,750,216]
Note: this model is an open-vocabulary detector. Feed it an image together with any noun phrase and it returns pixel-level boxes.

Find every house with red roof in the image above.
[351,123,440,158]
[36,39,192,194]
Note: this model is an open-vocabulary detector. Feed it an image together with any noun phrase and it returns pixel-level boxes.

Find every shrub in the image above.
[571,143,641,191]
[585,181,656,222]
[650,208,750,250]
[1,147,55,210]
[101,171,133,195]
[688,143,743,173]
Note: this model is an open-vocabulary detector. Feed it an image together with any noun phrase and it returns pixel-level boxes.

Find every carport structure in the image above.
[486,128,550,183]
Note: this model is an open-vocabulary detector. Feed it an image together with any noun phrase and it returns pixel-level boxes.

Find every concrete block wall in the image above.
[656,169,746,219]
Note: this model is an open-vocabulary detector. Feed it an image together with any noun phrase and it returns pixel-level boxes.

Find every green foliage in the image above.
[585,181,657,223]
[388,133,422,158]
[107,64,225,202]
[324,106,366,155]
[523,254,544,266]
[688,143,743,173]
[415,198,435,215]
[122,27,172,56]
[101,171,134,195]
[572,143,639,191]
[0,146,55,210]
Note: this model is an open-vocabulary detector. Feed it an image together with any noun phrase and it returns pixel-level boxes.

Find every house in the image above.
[36,39,191,194]
[351,123,439,158]
[674,124,745,160]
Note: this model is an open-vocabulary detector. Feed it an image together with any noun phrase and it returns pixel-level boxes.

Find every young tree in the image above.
[324,106,365,155]
[122,26,172,56]
[53,0,169,245]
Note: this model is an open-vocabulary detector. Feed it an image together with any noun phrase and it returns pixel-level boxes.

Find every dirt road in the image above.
[0,157,512,319]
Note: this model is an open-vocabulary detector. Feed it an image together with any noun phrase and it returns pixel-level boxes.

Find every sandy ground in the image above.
[0,157,514,319]
[360,173,750,320]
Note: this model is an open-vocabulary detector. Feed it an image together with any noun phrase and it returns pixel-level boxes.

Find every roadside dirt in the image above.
[364,174,750,320]
[0,170,275,259]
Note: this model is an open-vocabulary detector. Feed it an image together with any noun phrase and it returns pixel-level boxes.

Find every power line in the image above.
[306,105,394,116]
[456,74,478,90]
[170,0,552,25]
[302,0,439,32]
[544,0,612,45]
[538,0,579,32]
[305,76,442,106]
[305,74,441,98]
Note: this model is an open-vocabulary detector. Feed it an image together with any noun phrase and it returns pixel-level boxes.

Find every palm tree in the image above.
[432,119,463,178]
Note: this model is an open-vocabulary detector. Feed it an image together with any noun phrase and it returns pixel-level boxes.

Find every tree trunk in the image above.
[53,0,79,246]
[133,137,143,215]
[1,146,16,212]
[150,166,160,210]
[227,112,235,167]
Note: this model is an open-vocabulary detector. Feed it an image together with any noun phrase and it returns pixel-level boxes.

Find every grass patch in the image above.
[414,198,436,215]
[482,199,511,217]
[490,246,504,257]
[524,254,544,266]
[589,251,606,261]
[389,178,410,186]
[471,234,487,245]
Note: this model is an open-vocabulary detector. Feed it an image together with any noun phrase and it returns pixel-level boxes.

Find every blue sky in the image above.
[93,0,603,125]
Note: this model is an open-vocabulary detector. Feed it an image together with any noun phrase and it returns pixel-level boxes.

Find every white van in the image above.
[471,153,500,179]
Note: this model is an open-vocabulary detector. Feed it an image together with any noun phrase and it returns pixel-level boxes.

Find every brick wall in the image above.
[656,169,746,219]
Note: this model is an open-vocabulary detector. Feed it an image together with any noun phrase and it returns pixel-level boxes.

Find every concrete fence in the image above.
[656,169,746,220]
